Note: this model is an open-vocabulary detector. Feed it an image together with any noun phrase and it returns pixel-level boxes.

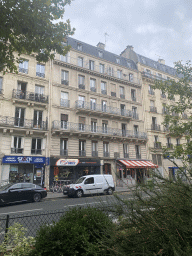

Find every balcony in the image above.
[92,151,98,157]
[161,94,166,99]
[131,97,136,102]
[61,80,69,85]
[154,142,162,149]
[19,67,28,74]
[132,113,139,120]
[148,90,155,96]
[162,108,168,114]
[142,71,167,81]
[167,143,173,149]
[136,154,141,159]
[0,116,48,130]
[60,149,68,156]
[101,89,107,95]
[150,106,157,113]
[103,152,110,157]
[151,124,161,131]
[36,72,45,78]
[11,148,24,154]
[12,90,48,104]
[90,87,96,92]
[52,121,148,140]
[124,153,129,158]
[79,150,86,157]
[31,149,42,155]
[60,99,70,108]
[111,92,116,97]
[120,94,125,99]
[75,100,133,120]
[79,84,85,90]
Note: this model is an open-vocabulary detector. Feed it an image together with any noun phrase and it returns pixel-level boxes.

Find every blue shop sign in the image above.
[2,156,46,164]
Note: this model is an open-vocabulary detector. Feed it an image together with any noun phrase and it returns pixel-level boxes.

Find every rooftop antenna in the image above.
[155,54,162,59]
[104,32,109,46]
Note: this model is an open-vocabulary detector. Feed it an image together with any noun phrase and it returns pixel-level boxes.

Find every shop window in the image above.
[31,138,42,154]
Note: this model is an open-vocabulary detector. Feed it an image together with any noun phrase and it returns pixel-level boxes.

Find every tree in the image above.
[0,0,75,73]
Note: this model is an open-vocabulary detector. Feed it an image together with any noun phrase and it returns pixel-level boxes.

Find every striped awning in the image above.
[119,160,158,168]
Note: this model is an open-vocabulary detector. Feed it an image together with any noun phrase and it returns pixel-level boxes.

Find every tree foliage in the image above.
[0,0,75,73]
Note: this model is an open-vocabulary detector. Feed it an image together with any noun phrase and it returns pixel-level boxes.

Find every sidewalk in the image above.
[45,186,135,200]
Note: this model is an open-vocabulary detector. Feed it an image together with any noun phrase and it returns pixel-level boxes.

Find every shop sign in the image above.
[56,159,79,166]
[2,156,46,164]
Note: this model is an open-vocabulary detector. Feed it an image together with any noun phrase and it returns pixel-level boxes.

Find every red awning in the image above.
[119,160,158,168]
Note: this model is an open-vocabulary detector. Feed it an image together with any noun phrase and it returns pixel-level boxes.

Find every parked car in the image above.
[0,183,47,206]
[63,174,115,198]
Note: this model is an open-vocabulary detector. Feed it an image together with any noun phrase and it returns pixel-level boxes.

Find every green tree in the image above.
[0,0,75,73]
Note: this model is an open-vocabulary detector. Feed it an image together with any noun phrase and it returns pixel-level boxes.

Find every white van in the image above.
[63,175,115,198]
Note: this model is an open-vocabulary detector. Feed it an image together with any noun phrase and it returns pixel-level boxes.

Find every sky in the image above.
[63,0,192,67]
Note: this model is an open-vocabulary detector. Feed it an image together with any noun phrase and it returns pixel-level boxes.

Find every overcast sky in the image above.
[63,0,192,67]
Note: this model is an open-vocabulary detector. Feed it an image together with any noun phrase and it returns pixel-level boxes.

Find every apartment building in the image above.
[121,46,185,179]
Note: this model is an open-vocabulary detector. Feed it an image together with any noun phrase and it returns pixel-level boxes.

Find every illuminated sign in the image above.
[56,159,79,166]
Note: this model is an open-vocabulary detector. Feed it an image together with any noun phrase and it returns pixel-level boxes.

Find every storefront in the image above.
[116,160,158,186]
[49,158,101,185]
[2,156,46,186]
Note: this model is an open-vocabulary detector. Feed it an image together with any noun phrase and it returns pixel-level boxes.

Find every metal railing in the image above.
[60,149,68,156]
[60,99,70,108]
[75,100,133,119]
[103,152,110,157]
[151,124,161,131]
[19,67,28,74]
[154,142,162,149]
[31,149,42,155]
[36,72,45,78]
[12,89,48,103]
[79,150,86,157]
[0,116,48,130]
[111,92,116,97]
[142,71,167,81]
[92,151,98,157]
[136,154,141,159]
[150,106,157,113]
[167,143,173,149]
[11,148,24,154]
[52,121,147,140]
[124,153,129,158]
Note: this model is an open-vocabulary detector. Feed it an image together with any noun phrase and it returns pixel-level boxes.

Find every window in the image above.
[116,58,120,64]
[84,177,94,184]
[17,81,27,99]
[102,100,107,112]
[176,138,180,146]
[90,79,96,92]
[102,121,108,133]
[103,142,109,157]
[167,137,172,149]
[35,85,45,102]
[119,86,125,98]
[36,64,45,78]
[79,140,86,156]
[60,139,68,156]
[132,107,138,119]
[152,154,162,166]
[61,70,69,85]
[135,145,141,159]
[60,54,68,62]
[33,110,43,128]
[129,73,133,82]
[61,114,68,129]
[123,144,129,158]
[31,138,42,154]
[78,57,83,67]
[122,123,126,136]
[89,60,94,70]
[91,119,97,133]
[19,60,28,74]
[108,66,114,76]
[100,64,105,73]
[98,51,103,58]
[117,70,122,79]
[90,98,96,110]
[61,92,69,107]
[78,95,85,108]
[11,136,23,154]
[0,77,2,93]
[111,83,116,97]
[134,125,138,136]
[15,107,25,127]
[131,89,136,101]
[79,116,85,131]
[149,85,154,95]
[78,75,85,89]
[92,141,98,157]
[77,43,82,51]
[101,81,107,94]
[121,104,125,115]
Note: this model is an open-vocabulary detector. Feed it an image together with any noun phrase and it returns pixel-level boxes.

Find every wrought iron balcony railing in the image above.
[52,121,148,140]
[154,142,162,149]
[0,116,48,130]
[151,124,161,131]
[79,150,86,157]
[60,99,70,108]
[31,149,42,154]
[36,72,45,78]
[19,67,28,74]
[167,143,173,149]
[150,106,157,113]
[60,149,68,156]
[136,154,141,159]
[142,71,167,81]
[111,92,116,97]
[11,148,24,154]
[103,152,110,157]
[92,151,98,157]
[12,89,48,103]
[124,153,129,158]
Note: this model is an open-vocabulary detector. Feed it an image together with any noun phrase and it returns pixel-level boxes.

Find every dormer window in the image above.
[116,58,120,64]
[98,51,103,58]
[77,43,82,51]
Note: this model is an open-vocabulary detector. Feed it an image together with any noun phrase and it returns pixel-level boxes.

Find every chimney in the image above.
[97,42,105,50]
[126,45,134,51]
[158,59,165,65]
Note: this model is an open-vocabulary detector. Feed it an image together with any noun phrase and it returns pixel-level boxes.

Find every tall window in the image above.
[176,138,180,146]
[101,81,107,94]
[102,121,108,134]
[102,100,107,112]
[132,107,138,119]
[33,110,43,128]
[35,85,45,102]
[131,89,136,101]
[31,138,42,154]
[90,98,96,110]
[60,139,68,156]
[123,144,129,158]
[78,95,85,108]
[89,60,94,70]
[103,142,109,157]
[36,64,45,78]
[79,140,86,156]
[108,66,114,76]
[15,107,25,127]
[61,92,69,107]
[79,116,85,131]
[135,145,140,159]
[60,54,68,62]
[100,64,105,73]
[134,125,138,136]
[61,114,68,129]
[91,119,97,133]
[117,70,122,79]
[19,60,28,74]
[78,75,85,89]
[129,73,133,82]
[78,57,83,67]
[92,141,98,157]
[120,104,125,115]
[11,136,23,154]
[90,79,96,92]
[61,70,69,85]
[122,123,126,136]
[119,86,125,98]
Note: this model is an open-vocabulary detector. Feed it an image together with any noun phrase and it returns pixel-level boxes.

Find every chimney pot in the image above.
[97,42,105,50]
[158,59,165,65]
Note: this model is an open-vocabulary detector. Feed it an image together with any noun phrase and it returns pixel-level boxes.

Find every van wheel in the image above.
[76,190,83,198]
[107,188,113,195]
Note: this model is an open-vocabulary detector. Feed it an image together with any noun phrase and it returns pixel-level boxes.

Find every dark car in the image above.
[0,183,47,206]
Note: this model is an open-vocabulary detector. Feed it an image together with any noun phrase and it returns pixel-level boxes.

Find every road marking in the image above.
[0,208,43,215]
[64,201,107,207]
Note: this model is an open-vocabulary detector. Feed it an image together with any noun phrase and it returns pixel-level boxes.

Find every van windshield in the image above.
[75,177,86,184]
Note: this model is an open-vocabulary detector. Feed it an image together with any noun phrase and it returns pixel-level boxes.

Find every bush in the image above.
[29,207,116,256]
